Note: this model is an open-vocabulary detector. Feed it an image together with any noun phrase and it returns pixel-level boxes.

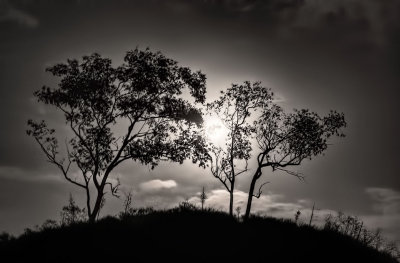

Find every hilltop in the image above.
[0,206,398,263]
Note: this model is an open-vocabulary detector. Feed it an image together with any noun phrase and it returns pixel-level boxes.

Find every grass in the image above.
[0,206,398,262]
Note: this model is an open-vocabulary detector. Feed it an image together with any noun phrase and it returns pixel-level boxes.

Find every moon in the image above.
[203,115,229,147]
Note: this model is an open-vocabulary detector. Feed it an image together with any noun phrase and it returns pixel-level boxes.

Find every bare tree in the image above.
[200,186,208,210]
[295,210,301,224]
[27,48,209,223]
[123,191,134,215]
[309,202,315,226]
[60,194,87,226]
[236,206,241,219]
[207,82,270,216]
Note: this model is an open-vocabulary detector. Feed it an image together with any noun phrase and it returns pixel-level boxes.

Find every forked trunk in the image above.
[88,190,104,223]
[88,212,97,223]
[244,168,261,220]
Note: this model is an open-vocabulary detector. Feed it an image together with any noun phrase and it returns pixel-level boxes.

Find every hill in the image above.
[0,206,398,263]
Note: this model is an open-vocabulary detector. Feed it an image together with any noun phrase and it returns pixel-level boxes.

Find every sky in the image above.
[0,0,399,244]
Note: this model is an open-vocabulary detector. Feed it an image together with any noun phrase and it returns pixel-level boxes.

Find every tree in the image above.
[309,202,316,226]
[294,210,301,224]
[206,82,270,216]
[200,186,208,210]
[60,194,87,226]
[122,191,134,215]
[235,206,241,219]
[27,48,209,223]
[243,83,346,219]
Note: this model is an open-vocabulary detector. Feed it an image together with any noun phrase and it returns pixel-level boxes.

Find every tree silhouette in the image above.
[200,186,208,210]
[243,82,346,219]
[206,82,270,216]
[294,210,301,224]
[27,48,209,223]
[60,194,86,226]
[209,81,345,220]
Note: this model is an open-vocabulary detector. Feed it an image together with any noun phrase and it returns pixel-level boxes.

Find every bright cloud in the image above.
[188,188,331,224]
[139,179,178,192]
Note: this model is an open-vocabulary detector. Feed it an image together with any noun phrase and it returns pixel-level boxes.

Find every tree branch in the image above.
[105,178,121,198]
[253,181,269,198]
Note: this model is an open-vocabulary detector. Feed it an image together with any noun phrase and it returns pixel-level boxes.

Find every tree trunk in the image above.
[309,202,315,226]
[228,177,235,216]
[88,212,96,223]
[229,190,234,216]
[244,168,261,220]
[89,190,104,223]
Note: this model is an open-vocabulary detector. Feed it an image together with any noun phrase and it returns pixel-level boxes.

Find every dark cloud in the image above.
[0,0,39,28]
[363,187,400,242]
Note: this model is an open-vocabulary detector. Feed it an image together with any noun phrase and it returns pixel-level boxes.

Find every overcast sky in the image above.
[0,0,399,243]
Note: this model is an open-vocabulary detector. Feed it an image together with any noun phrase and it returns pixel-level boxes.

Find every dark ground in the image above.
[0,206,397,263]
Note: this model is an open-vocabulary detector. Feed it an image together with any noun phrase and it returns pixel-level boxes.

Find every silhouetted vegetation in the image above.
[205,82,346,220]
[19,47,396,263]
[27,48,208,222]
[323,211,400,259]
[60,194,87,225]
[199,186,208,210]
[0,205,397,262]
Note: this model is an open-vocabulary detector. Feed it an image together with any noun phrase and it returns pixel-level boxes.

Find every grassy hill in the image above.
[0,206,398,263]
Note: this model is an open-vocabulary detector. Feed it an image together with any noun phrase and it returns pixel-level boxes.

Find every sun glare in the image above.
[204,114,229,147]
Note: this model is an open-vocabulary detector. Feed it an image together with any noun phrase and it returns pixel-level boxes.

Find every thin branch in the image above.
[274,167,305,181]
[253,181,270,198]
[105,178,121,198]
[34,137,86,189]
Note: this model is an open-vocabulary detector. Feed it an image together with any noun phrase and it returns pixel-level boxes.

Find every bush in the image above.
[324,212,399,259]
[60,194,87,226]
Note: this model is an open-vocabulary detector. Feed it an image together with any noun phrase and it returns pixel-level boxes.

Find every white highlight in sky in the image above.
[203,114,229,148]
[139,179,178,192]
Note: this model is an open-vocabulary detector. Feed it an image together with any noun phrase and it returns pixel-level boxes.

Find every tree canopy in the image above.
[27,48,209,222]
[207,81,346,220]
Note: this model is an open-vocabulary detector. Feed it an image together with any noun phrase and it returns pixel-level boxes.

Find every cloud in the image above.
[362,187,400,242]
[188,188,332,224]
[0,1,38,28]
[197,0,399,47]
[188,187,400,243]
[365,187,400,214]
[0,165,62,182]
[366,187,400,203]
[139,179,178,192]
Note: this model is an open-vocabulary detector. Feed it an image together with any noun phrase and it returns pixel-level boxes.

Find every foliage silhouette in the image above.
[206,81,346,218]
[324,211,399,258]
[245,97,346,217]
[245,96,346,218]
[60,194,87,226]
[27,48,209,222]
[210,81,346,220]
